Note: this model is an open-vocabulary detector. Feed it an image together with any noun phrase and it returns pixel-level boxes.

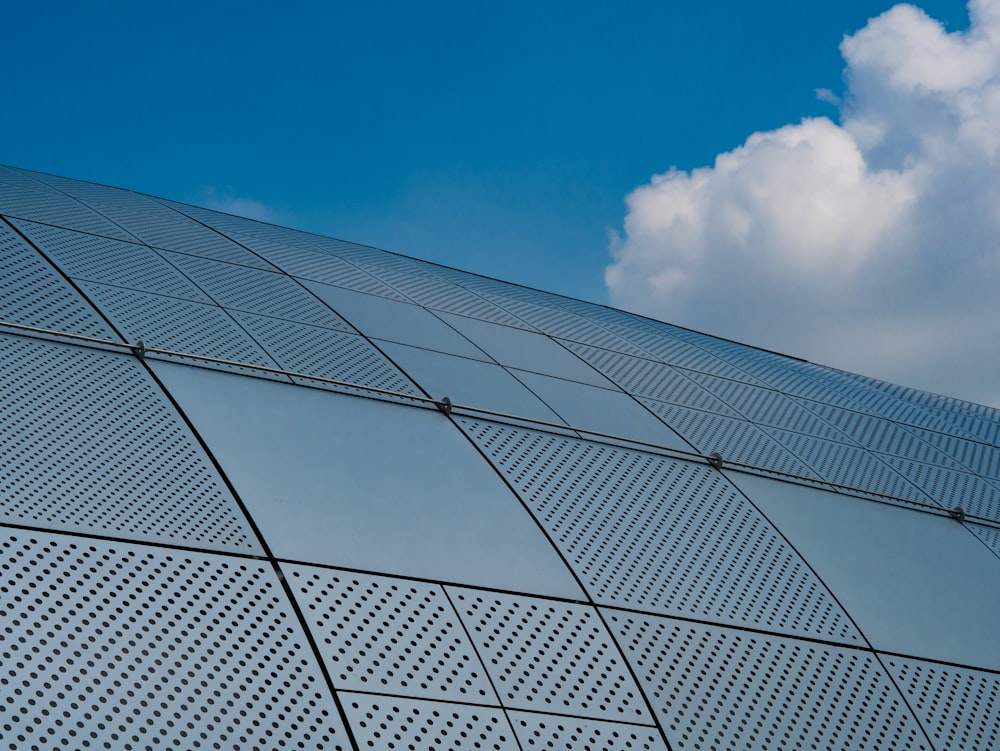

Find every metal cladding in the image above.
[2,165,999,751]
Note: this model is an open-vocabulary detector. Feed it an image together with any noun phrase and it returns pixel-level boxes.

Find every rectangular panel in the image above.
[607,610,929,751]
[508,712,667,751]
[448,588,651,722]
[341,694,518,750]
[0,528,348,750]
[152,362,583,599]
[438,312,617,388]
[1,334,261,553]
[457,418,863,643]
[733,472,1000,670]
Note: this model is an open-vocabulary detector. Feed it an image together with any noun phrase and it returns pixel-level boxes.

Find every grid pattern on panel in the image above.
[562,344,741,415]
[0,531,348,751]
[233,238,407,299]
[0,222,114,337]
[342,694,518,751]
[76,193,275,269]
[641,403,818,477]
[448,588,651,722]
[164,251,352,329]
[0,182,134,241]
[608,612,929,751]
[231,311,422,395]
[508,712,666,751]
[11,219,211,301]
[883,655,1000,751]
[878,456,1000,520]
[355,262,532,328]
[0,335,259,552]
[457,419,861,643]
[284,565,497,703]
[907,427,1000,479]
[79,282,282,371]
[766,428,929,502]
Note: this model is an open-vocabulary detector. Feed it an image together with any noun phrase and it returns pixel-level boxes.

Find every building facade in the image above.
[1,165,999,750]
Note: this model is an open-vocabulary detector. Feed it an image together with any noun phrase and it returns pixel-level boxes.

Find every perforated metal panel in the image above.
[883,655,1000,751]
[457,418,862,643]
[163,251,352,329]
[877,456,1000,520]
[0,220,114,337]
[1,334,260,552]
[905,426,1000,478]
[764,428,929,502]
[0,181,135,241]
[228,235,408,299]
[561,344,742,415]
[342,694,518,750]
[508,712,667,751]
[970,522,1000,556]
[11,219,212,301]
[638,403,817,477]
[354,261,533,328]
[230,310,422,396]
[79,281,286,374]
[0,529,347,751]
[448,589,650,722]
[608,611,929,751]
[284,565,498,703]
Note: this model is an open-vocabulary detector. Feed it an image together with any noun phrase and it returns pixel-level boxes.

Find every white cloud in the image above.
[606,0,1000,408]
[197,187,282,223]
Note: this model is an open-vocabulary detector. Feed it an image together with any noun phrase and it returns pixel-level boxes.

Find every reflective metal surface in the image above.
[4,166,1000,750]
[153,361,583,598]
[0,528,347,751]
[1,334,261,552]
[732,472,1000,669]
[607,609,930,751]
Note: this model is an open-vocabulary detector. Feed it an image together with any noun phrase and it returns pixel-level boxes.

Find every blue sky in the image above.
[5,0,997,406]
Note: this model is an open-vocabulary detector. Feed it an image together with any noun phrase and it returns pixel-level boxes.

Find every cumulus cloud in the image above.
[607,0,1000,407]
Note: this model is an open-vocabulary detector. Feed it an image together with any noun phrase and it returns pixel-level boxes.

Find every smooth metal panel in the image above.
[303,280,490,358]
[732,472,1000,669]
[230,311,422,396]
[283,564,498,703]
[883,654,1000,751]
[79,281,286,375]
[0,221,114,337]
[448,588,651,722]
[10,219,213,302]
[457,418,862,643]
[509,369,692,452]
[341,693,518,750]
[607,610,929,751]
[355,260,532,328]
[152,362,583,598]
[377,341,565,423]
[437,312,617,388]
[560,343,742,415]
[638,402,818,477]
[0,528,348,751]
[508,712,667,751]
[162,252,352,330]
[0,181,135,241]
[1,335,261,553]
[480,293,648,354]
